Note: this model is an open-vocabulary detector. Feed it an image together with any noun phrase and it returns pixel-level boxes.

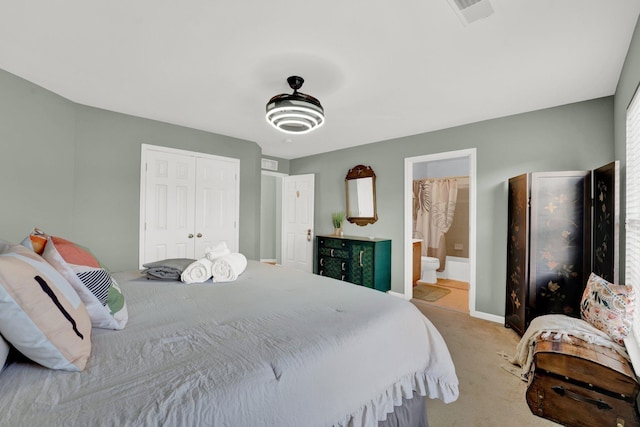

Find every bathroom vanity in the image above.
[315,235,391,292]
[413,240,421,285]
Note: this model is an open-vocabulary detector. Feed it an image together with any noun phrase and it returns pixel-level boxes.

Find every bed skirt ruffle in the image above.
[334,369,459,427]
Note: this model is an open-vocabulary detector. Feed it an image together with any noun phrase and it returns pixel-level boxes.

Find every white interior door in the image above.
[194,157,239,256]
[142,149,196,264]
[282,174,315,272]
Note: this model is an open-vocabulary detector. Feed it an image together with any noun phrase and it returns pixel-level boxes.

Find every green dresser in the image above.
[315,235,391,292]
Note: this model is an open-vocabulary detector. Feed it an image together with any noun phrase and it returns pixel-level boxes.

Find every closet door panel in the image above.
[505,174,530,335]
[529,171,591,318]
[143,150,196,264]
[194,157,239,256]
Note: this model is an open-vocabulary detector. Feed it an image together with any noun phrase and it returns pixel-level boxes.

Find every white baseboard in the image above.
[470,310,504,324]
[391,290,506,325]
[388,290,410,300]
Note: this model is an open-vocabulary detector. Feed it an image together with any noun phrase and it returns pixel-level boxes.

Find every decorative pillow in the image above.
[0,335,9,374]
[0,243,91,371]
[580,273,635,345]
[41,236,128,330]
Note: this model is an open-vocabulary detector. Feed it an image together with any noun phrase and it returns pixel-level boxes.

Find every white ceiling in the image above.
[1,1,639,160]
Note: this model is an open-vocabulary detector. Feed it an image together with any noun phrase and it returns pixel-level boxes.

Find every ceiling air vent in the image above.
[261,158,279,171]
[447,0,494,25]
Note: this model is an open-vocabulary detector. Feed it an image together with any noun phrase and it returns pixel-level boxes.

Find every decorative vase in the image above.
[334,228,343,236]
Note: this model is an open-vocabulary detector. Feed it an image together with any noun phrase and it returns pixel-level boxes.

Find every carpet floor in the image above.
[414,301,560,426]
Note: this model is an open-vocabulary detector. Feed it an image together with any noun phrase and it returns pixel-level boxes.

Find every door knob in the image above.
[197,233,203,238]
[188,234,194,238]
[307,229,312,242]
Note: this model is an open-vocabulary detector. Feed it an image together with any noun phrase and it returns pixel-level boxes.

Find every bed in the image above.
[0,259,458,426]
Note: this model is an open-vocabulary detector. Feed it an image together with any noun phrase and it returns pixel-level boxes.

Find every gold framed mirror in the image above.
[345,165,378,226]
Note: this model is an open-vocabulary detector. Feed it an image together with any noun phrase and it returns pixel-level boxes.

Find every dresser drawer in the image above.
[317,237,347,250]
[318,257,349,281]
[317,237,349,259]
[318,246,349,259]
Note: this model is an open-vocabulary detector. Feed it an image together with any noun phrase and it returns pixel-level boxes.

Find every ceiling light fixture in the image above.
[266,76,324,135]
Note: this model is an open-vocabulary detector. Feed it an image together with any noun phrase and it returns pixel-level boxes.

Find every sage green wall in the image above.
[614,16,640,282]
[260,174,277,260]
[291,97,614,317]
[0,69,262,271]
[0,69,77,239]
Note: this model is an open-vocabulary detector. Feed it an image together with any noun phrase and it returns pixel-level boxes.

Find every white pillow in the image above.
[0,244,91,371]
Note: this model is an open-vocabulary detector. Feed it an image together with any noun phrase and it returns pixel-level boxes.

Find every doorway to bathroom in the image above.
[404,149,477,315]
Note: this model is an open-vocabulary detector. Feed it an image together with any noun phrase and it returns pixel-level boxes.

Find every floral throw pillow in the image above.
[580,273,635,345]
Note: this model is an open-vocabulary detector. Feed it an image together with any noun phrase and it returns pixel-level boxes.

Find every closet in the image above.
[505,162,619,335]
[139,145,239,267]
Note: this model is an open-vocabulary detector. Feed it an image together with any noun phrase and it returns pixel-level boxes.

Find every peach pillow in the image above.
[0,242,91,371]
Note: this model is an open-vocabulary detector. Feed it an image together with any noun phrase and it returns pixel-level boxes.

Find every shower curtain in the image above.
[415,178,458,272]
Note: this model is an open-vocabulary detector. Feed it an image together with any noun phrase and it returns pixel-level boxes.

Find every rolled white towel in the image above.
[205,242,231,261]
[181,258,214,284]
[211,253,247,282]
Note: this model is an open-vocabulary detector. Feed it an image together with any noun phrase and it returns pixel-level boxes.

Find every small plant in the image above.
[332,211,346,229]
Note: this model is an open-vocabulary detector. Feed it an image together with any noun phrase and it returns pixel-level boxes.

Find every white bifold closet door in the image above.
[140,145,239,267]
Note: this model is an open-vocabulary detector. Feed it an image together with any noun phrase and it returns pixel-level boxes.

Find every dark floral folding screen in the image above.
[505,162,618,335]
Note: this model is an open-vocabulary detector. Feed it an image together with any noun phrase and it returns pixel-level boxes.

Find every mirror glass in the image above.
[345,165,378,226]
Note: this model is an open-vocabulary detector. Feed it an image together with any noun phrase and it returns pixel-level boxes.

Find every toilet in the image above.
[420,256,440,284]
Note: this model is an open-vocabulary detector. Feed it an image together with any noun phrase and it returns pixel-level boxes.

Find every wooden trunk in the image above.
[527,337,640,427]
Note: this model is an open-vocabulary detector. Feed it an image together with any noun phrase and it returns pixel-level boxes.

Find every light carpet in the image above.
[413,301,560,426]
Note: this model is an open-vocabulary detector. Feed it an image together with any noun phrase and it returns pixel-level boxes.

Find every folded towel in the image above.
[211,253,247,282]
[143,258,196,280]
[181,258,214,284]
[205,242,231,261]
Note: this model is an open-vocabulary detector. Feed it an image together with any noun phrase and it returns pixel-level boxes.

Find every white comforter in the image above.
[0,261,458,427]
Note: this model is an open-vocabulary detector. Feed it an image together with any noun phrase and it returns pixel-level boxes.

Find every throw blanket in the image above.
[181,258,214,284]
[212,253,247,282]
[509,314,629,381]
[205,242,231,261]
[142,258,196,280]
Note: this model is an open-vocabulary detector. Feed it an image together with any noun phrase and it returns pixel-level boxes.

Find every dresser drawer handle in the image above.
[331,249,335,257]
[320,258,324,266]
[359,250,363,267]
[341,262,345,271]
